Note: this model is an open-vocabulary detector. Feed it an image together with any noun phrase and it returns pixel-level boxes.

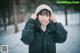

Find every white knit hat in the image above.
[35,4,53,15]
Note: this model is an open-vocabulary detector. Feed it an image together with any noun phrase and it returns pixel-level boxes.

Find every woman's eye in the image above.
[40,14,44,16]
[46,15,49,17]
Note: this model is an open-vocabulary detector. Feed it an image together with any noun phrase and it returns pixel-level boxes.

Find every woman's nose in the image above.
[42,15,47,18]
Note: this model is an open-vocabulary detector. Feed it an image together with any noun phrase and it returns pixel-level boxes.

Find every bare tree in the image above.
[64,6,68,25]
[13,0,18,33]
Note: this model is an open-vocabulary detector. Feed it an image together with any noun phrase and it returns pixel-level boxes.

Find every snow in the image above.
[0,13,80,53]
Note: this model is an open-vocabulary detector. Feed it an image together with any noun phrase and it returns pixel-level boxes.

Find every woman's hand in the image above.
[31,13,37,20]
[50,14,56,23]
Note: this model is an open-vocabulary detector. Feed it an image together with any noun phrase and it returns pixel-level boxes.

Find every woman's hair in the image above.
[35,9,51,30]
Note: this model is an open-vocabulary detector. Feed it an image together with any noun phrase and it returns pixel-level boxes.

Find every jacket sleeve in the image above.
[21,19,35,45]
[53,22,67,43]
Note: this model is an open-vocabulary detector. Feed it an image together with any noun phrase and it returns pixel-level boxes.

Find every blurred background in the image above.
[0,0,80,53]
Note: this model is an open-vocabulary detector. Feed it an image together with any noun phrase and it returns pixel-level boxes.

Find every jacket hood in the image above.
[35,4,53,15]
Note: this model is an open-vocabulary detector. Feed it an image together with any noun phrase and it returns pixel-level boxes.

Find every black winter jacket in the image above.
[21,19,67,53]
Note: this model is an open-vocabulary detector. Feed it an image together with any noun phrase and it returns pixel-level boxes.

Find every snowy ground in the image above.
[0,21,29,53]
[0,21,80,53]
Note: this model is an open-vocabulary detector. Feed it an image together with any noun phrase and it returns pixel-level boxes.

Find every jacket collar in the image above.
[35,21,56,32]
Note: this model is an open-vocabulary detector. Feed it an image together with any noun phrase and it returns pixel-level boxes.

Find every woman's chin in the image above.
[41,22,49,26]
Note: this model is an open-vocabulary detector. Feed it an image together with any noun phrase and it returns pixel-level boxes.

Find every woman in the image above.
[21,4,67,53]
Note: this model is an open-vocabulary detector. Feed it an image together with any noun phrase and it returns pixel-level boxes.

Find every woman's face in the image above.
[37,9,51,25]
[38,14,50,25]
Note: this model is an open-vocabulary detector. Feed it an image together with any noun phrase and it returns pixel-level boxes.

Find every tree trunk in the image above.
[13,0,18,33]
[64,7,68,25]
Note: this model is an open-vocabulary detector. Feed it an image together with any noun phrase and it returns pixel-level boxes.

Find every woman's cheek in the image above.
[44,17,49,22]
